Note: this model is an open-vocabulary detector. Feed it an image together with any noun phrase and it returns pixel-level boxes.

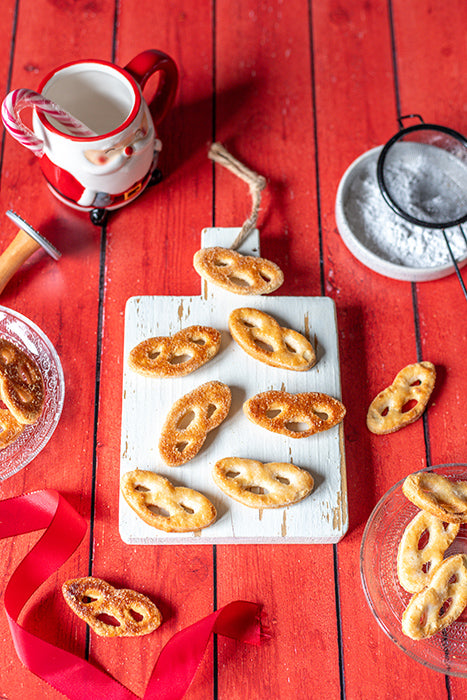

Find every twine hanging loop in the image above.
[208,142,267,249]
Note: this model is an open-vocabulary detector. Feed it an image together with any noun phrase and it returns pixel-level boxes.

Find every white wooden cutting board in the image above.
[119,228,348,544]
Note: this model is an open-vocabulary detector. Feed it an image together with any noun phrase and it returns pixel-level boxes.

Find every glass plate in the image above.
[0,306,65,480]
[361,464,467,676]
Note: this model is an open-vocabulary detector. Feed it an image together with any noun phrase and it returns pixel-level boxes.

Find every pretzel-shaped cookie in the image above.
[243,390,345,438]
[366,361,435,435]
[401,554,467,640]
[193,247,284,295]
[128,326,221,378]
[228,308,316,371]
[62,576,162,637]
[403,472,467,523]
[121,469,217,532]
[397,510,459,593]
[159,380,231,465]
[0,408,25,449]
[212,457,314,508]
[0,338,44,424]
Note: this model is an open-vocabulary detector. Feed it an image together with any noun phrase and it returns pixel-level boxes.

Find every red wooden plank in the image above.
[214,1,340,698]
[314,0,450,697]
[0,0,115,697]
[92,0,217,696]
[0,0,15,94]
[391,0,467,695]
[216,545,341,699]
[213,1,321,298]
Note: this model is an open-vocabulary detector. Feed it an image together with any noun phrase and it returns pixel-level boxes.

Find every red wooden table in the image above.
[1,1,467,698]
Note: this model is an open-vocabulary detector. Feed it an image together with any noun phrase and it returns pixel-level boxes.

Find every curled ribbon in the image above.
[0,490,266,699]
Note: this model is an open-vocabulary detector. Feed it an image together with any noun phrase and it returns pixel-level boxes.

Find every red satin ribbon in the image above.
[0,490,265,699]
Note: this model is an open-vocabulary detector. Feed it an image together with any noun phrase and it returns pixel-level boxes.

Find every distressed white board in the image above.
[119,228,348,543]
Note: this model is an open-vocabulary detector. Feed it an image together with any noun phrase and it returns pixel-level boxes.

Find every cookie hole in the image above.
[177,411,195,430]
[229,275,251,288]
[381,407,389,417]
[225,470,240,478]
[81,595,98,604]
[275,475,290,485]
[259,272,272,282]
[214,259,229,267]
[135,484,150,492]
[0,349,14,363]
[190,337,206,346]
[431,497,464,514]
[18,363,32,384]
[312,411,329,421]
[176,441,189,453]
[16,387,33,404]
[449,574,458,585]
[148,350,161,360]
[129,609,144,622]
[206,403,217,419]
[284,342,298,354]
[97,613,121,627]
[246,485,268,495]
[169,353,192,365]
[242,320,257,328]
[402,399,418,413]
[410,379,422,386]
[421,561,431,574]
[285,421,310,433]
[254,339,274,353]
[266,409,282,419]
[418,529,429,550]
[419,611,426,627]
[180,503,195,514]
[147,504,171,518]
[439,598,452,618]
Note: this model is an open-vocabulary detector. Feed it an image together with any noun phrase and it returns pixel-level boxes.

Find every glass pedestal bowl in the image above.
[361,464,467,676]
[0,307,64,481]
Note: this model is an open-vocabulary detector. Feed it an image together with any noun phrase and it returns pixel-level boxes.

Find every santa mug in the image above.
[1,50,178,215]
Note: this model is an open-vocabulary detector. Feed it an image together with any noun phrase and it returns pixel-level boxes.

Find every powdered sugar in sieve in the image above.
[335,146,467,281]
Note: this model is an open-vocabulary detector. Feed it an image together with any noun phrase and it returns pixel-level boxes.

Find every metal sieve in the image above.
[377,115,467,299]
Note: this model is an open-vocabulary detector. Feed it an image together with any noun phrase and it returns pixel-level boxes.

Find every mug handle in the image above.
[124,50,178,126]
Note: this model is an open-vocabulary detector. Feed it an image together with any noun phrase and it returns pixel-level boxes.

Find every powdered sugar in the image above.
[342,147,467,268]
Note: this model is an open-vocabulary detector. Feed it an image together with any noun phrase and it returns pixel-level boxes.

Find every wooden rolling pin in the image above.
[0,210,61,294]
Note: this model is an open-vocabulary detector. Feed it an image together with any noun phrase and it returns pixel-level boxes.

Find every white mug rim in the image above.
[37,59,142,142]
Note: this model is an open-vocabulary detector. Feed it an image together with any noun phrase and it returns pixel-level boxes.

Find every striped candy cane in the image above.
[1,88,96,157]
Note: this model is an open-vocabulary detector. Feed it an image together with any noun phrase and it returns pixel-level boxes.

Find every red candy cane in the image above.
[1,88,96,156]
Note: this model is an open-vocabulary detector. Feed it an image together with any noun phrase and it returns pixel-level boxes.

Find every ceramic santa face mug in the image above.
[2,50,178,212]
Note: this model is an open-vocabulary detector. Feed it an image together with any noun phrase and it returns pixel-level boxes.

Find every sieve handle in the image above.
[397,114,424,130]
[441,228,467,302]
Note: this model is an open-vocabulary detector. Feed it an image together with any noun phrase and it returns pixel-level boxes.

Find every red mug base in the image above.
[43,170,153,211]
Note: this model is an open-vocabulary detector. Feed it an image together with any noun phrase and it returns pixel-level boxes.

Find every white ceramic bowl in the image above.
[335,146,467,282]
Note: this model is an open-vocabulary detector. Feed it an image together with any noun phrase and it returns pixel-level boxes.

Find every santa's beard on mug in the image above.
[59,136,155,192]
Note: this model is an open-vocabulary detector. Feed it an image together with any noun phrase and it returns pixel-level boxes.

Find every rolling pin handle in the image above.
[0,210,61,295]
